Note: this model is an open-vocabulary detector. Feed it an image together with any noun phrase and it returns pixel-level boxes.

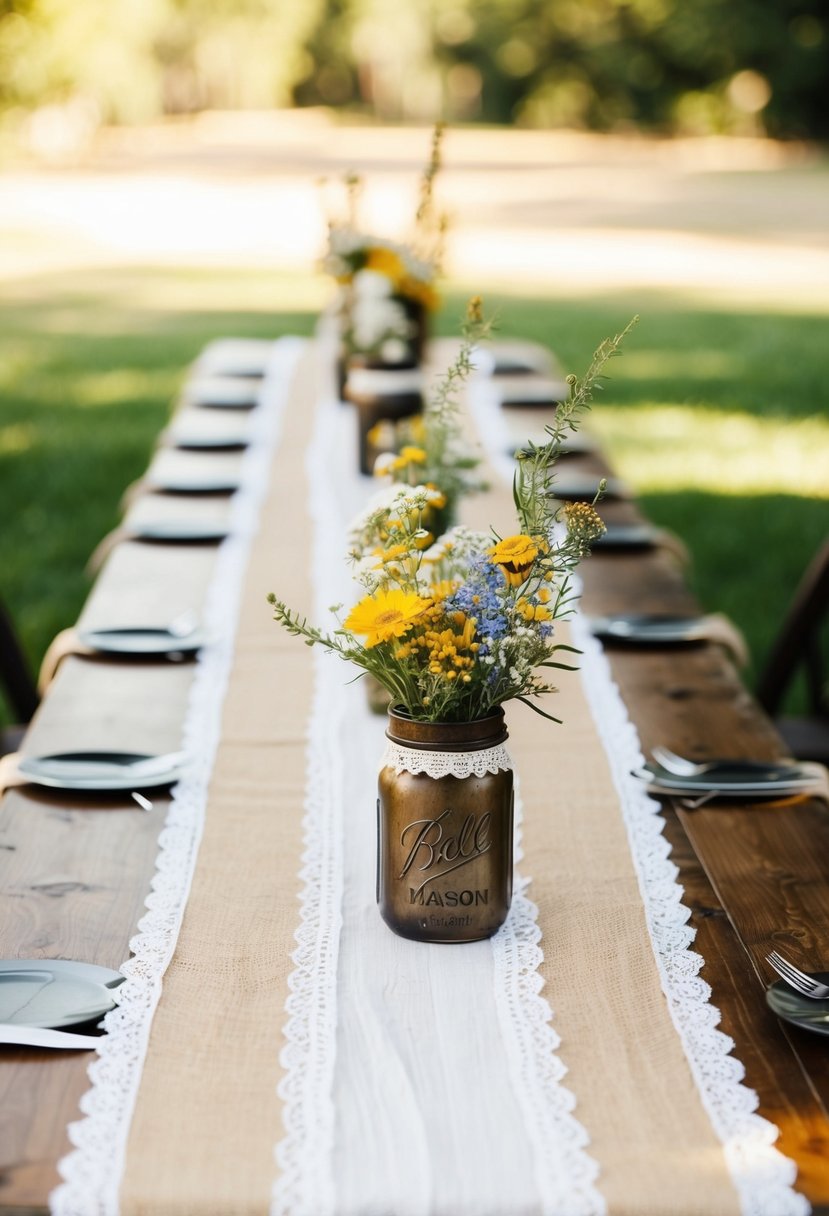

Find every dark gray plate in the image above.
[187,380,259,409]
[17,750,186,792]
[551,476,629,502]
[149,478,241,496]
[589,613,707,644]
[591,525,659,550]
[172,434,251,451]
[0,959,124,1029]
[78,626,207,656]
[766,973,829,1036]
[637,760,812,796]
[132,519,229,543]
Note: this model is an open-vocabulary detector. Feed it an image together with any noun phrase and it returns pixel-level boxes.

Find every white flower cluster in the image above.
[349,281,413,358]
[323,228,435,286]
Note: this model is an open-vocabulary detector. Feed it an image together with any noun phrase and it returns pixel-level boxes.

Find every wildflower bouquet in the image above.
[269,317,637,725]
[322,125,447,362]
[360,297,490,544]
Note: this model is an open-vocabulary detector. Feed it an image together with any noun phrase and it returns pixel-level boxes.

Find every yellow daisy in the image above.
[487,534,539,586]
[343,589,431,648]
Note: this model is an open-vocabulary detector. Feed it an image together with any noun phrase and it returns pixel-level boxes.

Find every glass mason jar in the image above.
[377,707,514,943]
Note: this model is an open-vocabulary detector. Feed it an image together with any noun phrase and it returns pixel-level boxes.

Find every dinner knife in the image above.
[0,1023,102,1049]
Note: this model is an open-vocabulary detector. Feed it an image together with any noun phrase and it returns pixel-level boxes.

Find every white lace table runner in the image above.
[50,337,305,1216]
[273,349,807,1216]
[274,372,605,1216]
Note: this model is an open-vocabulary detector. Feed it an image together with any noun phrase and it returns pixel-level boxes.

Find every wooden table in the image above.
[1,338,828,1214]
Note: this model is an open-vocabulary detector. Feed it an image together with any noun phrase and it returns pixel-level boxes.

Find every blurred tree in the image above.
[0,0,827,138]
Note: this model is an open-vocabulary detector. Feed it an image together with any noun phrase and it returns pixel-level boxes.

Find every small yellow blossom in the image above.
[564,501,606,545]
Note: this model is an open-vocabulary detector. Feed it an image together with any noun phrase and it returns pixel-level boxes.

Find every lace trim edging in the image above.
[570,605,810,1216]
[50,338,305,1216]
[271,387,346,1216]
[491,770,607,1216]
[380,740,513,778]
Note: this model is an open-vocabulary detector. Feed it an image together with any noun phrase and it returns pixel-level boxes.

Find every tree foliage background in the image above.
[0,0,827,138]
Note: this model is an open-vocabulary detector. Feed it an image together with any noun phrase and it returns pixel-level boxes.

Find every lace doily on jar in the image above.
[380,740,513,779]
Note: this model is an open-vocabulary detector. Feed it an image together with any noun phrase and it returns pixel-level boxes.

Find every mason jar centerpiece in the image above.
[378,706,513,942]
[344,363,425,477]
[269,313,636,942]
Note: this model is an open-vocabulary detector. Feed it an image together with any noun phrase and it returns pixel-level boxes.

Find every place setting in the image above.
[587,523,690,561]
[507,432,600,460]
[472,339,562,379]
[633,745,829,808]
[549,472,632,502]
[0,958,125,1050]
[495,374,569,409]
[36,609,209,695]
[765,951,829,1038]
[586,611,749,664]
[0,747,189,802]
[182,375,262,410]
[191,338,274,380]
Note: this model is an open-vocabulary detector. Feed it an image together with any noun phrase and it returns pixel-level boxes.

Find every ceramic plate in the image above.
[552,476,630,502]
[132,519,229,543]
[0,959,124,1029]
[194,339,272,379]
[508,434,599,460]
[149,478,241,496]
[172,433,250,451]
[636,760,812,796]
[185,378,259,409]
[77,626,208,656]
[17,750,187,792]
[591,525,659,550]
[766,974,829,1036]
[588,613,708,644]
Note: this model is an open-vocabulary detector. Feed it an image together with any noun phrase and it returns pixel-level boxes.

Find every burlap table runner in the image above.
[99,342,797,1215]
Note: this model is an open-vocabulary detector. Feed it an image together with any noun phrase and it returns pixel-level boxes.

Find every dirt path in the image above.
[2,112,828,306]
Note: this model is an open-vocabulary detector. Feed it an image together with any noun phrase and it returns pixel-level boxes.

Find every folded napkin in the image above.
[38,628,94,692]
[0,753,24,795]
[694,612,749,667]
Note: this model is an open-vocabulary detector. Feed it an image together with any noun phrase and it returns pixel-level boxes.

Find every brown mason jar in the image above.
[343,366,424,476]
[377,707,514,943]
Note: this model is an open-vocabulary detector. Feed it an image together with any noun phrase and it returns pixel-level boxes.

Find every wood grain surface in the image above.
[1,353,828,1213]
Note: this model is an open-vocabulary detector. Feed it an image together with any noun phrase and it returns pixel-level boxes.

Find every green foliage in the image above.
[0,0,827,136]
[0,267,826,726]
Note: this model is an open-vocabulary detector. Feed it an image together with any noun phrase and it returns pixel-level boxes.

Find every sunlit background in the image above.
[1,0,828,722]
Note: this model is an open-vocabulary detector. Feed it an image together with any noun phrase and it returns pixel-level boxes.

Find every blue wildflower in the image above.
[445,556,509,656]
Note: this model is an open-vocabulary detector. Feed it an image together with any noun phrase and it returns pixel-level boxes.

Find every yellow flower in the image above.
[429,579,459,601]
[364,247,406,287]
[373,543,409,568]
[488,534,539,587]
[344,589,431,648]
[399,445,427,465]
[564,501,606,545]
[517,598,552,623]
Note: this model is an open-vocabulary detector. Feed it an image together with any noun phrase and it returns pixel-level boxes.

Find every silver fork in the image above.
[766,950,829,999]
[652,746,792,777]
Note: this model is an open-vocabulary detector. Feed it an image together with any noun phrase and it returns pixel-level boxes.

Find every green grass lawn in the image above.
[1,266,827,726]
